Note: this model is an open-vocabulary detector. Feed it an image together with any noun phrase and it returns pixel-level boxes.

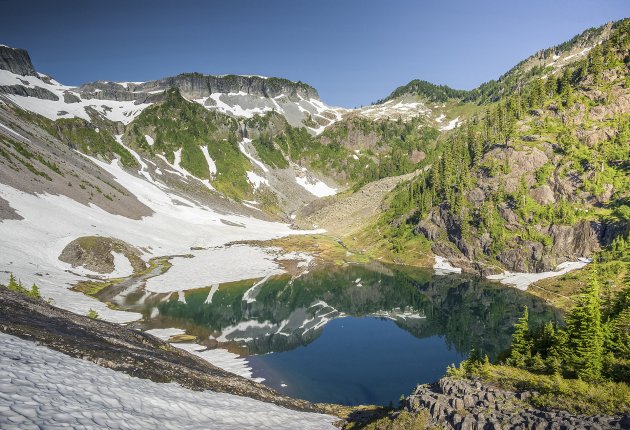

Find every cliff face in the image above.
[78,74,319,103]
[0,45,37,76]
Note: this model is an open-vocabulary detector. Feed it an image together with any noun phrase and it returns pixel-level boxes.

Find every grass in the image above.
[343,223,434,268]
[71,280,115,296]
[528,258,628,311]
[251,234,370,266]
[342,409,431,430]
[467,364,630,415]
[127,88,253,200]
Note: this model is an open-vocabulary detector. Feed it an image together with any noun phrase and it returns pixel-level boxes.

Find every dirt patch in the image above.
[59,235,146,275]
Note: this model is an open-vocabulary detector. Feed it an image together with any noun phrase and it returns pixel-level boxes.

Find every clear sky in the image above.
[1,0,627,107]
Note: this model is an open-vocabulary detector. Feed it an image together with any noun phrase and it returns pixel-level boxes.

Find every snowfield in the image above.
[145,245,288,293]
[0,69,152,124]
[0,147,322,322]
[0,333,336,430]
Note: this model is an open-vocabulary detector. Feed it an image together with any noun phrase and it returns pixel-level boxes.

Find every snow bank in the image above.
[487,258,591,290]
[246,170,269,189]
[145,245,286,293]
[439,117,460,131]
[172,342,263,382]
[295,176,337,197]
[0,333,336,429]
[433,255,462,275]
[110,252,134,278]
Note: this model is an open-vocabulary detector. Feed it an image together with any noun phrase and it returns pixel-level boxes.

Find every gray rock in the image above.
[0,84,59,101]
[0,45,37,76]
[531,184,556,205]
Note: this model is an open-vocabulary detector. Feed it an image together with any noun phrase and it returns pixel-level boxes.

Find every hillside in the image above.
[373,19,629,280]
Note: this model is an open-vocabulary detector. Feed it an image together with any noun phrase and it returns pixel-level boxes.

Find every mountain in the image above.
[0,18,628,318]
[0,45,343,132]
[374,18,629,275]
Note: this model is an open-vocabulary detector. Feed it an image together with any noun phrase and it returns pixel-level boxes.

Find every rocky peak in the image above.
[79,73,320,102]
[0,45,37,76]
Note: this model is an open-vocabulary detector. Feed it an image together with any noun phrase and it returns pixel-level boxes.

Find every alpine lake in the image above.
[95,260,559,407]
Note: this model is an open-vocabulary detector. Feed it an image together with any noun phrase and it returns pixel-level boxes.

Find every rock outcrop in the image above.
[405,377,629,430]
[0,45,37,76]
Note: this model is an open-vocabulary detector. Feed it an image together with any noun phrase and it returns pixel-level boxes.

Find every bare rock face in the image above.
[530,185,556,205]
[79,73,319,104]
[482,147,548,192]
[58,236,146,275]
[497,240,546,272]
[0,84,59,100]
[0,45,37,76]
[549,221,603,260]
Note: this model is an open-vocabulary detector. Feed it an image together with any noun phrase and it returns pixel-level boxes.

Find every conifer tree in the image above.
[29,283,41,299]
[509,306,532,367]
[566,270,604,381]
[7,274,28,295]
[589,46,604,86]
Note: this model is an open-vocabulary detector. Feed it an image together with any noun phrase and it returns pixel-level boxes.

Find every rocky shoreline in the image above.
[404,377,629,430]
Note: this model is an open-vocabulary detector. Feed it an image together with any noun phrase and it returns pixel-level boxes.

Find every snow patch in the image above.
[487,258,591,290]
[110,252,134,278]
[440,117,460,131]
[433,256,462,275]
[200,145,217,176]
[240,138,269,172]
[247,170,269,190]
[295,175,337,198]
[145,245,284,293]
[145,327,186,341]
[0,122,29,141]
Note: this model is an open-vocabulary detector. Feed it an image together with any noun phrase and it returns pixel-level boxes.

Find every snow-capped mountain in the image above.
[0,45,343,134]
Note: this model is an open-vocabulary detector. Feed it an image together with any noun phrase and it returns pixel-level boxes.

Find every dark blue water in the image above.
[128,262,558,407]
[248,316,465,406]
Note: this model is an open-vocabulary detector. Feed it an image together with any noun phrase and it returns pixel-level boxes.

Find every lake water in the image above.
[104,260,559,406]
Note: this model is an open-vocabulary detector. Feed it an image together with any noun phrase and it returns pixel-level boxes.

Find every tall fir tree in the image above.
[566,268,604,381]
[509,306,532,367]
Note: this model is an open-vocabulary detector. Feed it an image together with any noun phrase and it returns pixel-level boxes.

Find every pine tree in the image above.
[589,46,604,86]
[566,270,604,381]
[509,306,532,367]
[28,283,41,299]
[7,274,28,295]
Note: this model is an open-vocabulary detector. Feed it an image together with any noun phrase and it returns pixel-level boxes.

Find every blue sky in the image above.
[1,0,627,107]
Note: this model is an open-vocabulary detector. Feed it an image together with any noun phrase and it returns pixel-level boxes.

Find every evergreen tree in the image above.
[566,270,604,381]
[28,283,41,299]
[589,46,604,86]
[509,306,532,367]
[7,274,28,295]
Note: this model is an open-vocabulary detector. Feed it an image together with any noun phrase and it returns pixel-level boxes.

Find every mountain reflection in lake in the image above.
[108,261,559,406]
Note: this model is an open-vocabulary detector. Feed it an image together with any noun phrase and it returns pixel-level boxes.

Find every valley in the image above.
[0,14,628,430]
